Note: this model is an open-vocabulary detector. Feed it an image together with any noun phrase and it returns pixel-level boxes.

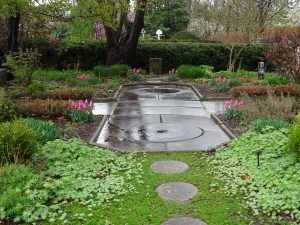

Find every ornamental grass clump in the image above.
[70,100,94,123]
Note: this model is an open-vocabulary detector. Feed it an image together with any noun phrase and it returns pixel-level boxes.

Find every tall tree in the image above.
[144,0,189,37]
[0,0,70,54]
[76,0,148,65]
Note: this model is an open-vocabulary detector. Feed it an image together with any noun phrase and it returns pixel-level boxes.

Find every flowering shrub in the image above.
[224,99,244,120]
[211,76,231,92]
[70,100,94,123]
[76,74,91,80]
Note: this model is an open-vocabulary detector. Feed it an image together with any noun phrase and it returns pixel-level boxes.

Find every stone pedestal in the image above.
[149,58,162,75]
[0,69,7,87]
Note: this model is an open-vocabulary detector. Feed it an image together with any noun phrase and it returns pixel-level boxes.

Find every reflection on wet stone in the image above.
[95,84,231,152]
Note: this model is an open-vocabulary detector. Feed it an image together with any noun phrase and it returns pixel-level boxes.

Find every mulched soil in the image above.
[53,116,103,142]
[194,83,232,99]
[217,114,247,137]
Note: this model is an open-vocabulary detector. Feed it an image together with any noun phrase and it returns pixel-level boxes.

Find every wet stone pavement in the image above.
[93,84,230,152]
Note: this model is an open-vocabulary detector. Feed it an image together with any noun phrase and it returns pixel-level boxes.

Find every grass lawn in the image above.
[59,152,278,225]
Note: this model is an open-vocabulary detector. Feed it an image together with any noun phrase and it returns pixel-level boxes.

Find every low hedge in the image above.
[231,85,299,97]
[45,88,95,100]
[3,39,266,72]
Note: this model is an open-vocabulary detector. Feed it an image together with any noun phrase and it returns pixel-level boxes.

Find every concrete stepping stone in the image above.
[151,161,189,174]
[161,217,207,225]
[156,182,198,204]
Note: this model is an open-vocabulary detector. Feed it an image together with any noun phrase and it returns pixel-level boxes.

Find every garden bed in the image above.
[54,115,103,142]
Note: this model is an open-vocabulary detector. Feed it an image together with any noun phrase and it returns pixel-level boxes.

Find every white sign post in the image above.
[141,28,146,38]
[156,29,163,40]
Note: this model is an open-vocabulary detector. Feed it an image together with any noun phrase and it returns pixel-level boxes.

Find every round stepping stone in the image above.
[156,182,198,204]
[161,217,207,225]
[151,161,189,174]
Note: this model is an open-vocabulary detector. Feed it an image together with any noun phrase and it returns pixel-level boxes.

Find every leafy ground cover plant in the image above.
[286,113,300,159]
[209,129,300,222]
[21,118,61,144]
[249,118,291,133]
[45,88,95,100]
[70,100,94,123]
[178,65,213,79]
[0,139,142,224]
[0,120,38,165]
[0,164,41,222]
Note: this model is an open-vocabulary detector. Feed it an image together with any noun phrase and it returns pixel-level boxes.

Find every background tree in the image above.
[75,0,148,65]
[0,0,71,54]
[144,0,189,37]
[265,26,300,82]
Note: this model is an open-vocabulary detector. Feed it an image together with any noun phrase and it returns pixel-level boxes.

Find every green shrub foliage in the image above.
[171,31,199,41]
[94,64,129,78]
[286,114,300,158]
[0,99,18,122]
[0,120,38,165]
[249,118,291,133]
[21,118,61,144]
[178,65,213,79]
[7,39,265,72]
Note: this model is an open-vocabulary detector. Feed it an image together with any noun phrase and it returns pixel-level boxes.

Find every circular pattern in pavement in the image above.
[156,182,198,204]
[151,161,189,174]
[161,217,207,225]
[128,123,204,143]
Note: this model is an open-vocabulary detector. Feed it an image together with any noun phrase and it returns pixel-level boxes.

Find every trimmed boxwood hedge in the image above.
[1,39,265,72]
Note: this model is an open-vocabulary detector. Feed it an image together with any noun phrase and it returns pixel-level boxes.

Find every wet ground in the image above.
[92,84,230,152]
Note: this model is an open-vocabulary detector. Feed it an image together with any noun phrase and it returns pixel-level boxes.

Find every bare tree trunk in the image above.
[105,1,146,66]
[5,13,20,54]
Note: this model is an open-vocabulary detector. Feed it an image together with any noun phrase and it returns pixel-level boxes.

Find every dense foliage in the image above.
[2,39,265,72]
[286,114,300,159]
[0,120,38,165]
[178,65,213,79]
[145,0,189,37]
[0,139,142,223]
[249,118,291,133]
[21,118,61,144]
[209,128,300,222]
